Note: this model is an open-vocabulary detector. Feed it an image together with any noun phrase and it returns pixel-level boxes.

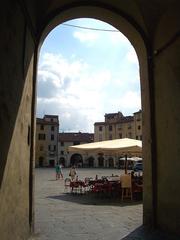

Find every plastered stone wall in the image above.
[0,1,36,239]
[154,5,180,234]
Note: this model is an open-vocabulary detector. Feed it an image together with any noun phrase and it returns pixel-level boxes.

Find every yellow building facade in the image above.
[94,110,142,142]
[35,115,59,167]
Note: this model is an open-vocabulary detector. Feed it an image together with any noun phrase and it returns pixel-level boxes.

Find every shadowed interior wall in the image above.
[153,4,180,233]
[0,1,36,239]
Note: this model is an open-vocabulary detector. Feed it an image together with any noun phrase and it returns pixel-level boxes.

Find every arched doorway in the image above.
[98,156,104,167]
[87,156,94,167]
[108,157,114,167]
[70,153,83,167]
[38,5,150,206]
[36,1,150,235]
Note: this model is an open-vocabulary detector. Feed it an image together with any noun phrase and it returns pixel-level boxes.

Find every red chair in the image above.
[70,181,80,194]
[92,183,104,193]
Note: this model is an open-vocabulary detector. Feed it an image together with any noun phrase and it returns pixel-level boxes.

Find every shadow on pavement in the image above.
[47,193,142,207]
[121,226,179,240]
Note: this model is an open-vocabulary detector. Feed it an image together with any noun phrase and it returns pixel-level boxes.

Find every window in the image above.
[138,125,141,130]
[99,126,102,131]
[50,118,53,122]
[136,136,138,140]
[48,145,56,151]
[61,151,64,155]
[51,134,54,140]
[51,126,54,131]
[109,125,112,131]
[38,133,46,140]
[119,133,122,138]
[109,134,112,140]
[49,152,55,157]
[40,125,44,130]
[60,142,64,146]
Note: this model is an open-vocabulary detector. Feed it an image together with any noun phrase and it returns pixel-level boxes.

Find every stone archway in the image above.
[70,153,83,167]
[38,9,152,227]
[5,1,180,239]
[108,157,114,168]
[87,156,94,167]
[98,156,104,167]
[35,4,152,236]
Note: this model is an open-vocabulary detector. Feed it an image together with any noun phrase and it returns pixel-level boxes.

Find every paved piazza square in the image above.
[33,168,142,240]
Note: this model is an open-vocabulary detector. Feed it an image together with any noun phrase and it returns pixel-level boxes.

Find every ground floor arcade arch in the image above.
[70,153,83,167]
[87,156,95,167]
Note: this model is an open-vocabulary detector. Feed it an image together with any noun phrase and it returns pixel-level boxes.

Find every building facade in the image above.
[58,132,94,167]
[94,110,142,142]
[35,115,59,167]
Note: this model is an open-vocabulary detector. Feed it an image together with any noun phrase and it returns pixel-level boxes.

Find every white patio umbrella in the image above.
[68,138,142,173]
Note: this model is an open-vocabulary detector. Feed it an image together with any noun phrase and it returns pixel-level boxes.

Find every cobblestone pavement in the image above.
[32,168,179,240]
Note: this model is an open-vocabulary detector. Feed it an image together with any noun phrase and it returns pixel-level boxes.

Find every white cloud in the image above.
[37,52,110,132]
[121,91,141,109]
[37,48,140,132]
[107,91,141,115]
[73,30,99,45]
[126,48,139,64]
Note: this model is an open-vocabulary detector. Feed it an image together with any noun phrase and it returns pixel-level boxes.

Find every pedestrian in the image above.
[55,163,60,180]
[59,164,64,179]
[69,166,77,181]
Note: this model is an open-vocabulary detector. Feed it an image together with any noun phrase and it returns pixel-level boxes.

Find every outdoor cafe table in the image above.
[70,180,88,193]
[68,175,143,198]
[89,178,121,195]
[89,175,143,197]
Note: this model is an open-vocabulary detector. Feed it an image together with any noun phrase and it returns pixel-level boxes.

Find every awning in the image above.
[68,138,142,174]
[68,138,142,155]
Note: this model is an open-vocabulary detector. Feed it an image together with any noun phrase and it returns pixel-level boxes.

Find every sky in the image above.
[37,18,141,133]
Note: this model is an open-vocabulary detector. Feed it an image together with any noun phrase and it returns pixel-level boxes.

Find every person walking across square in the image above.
[55,163,60,180]
[69,166,77,181]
